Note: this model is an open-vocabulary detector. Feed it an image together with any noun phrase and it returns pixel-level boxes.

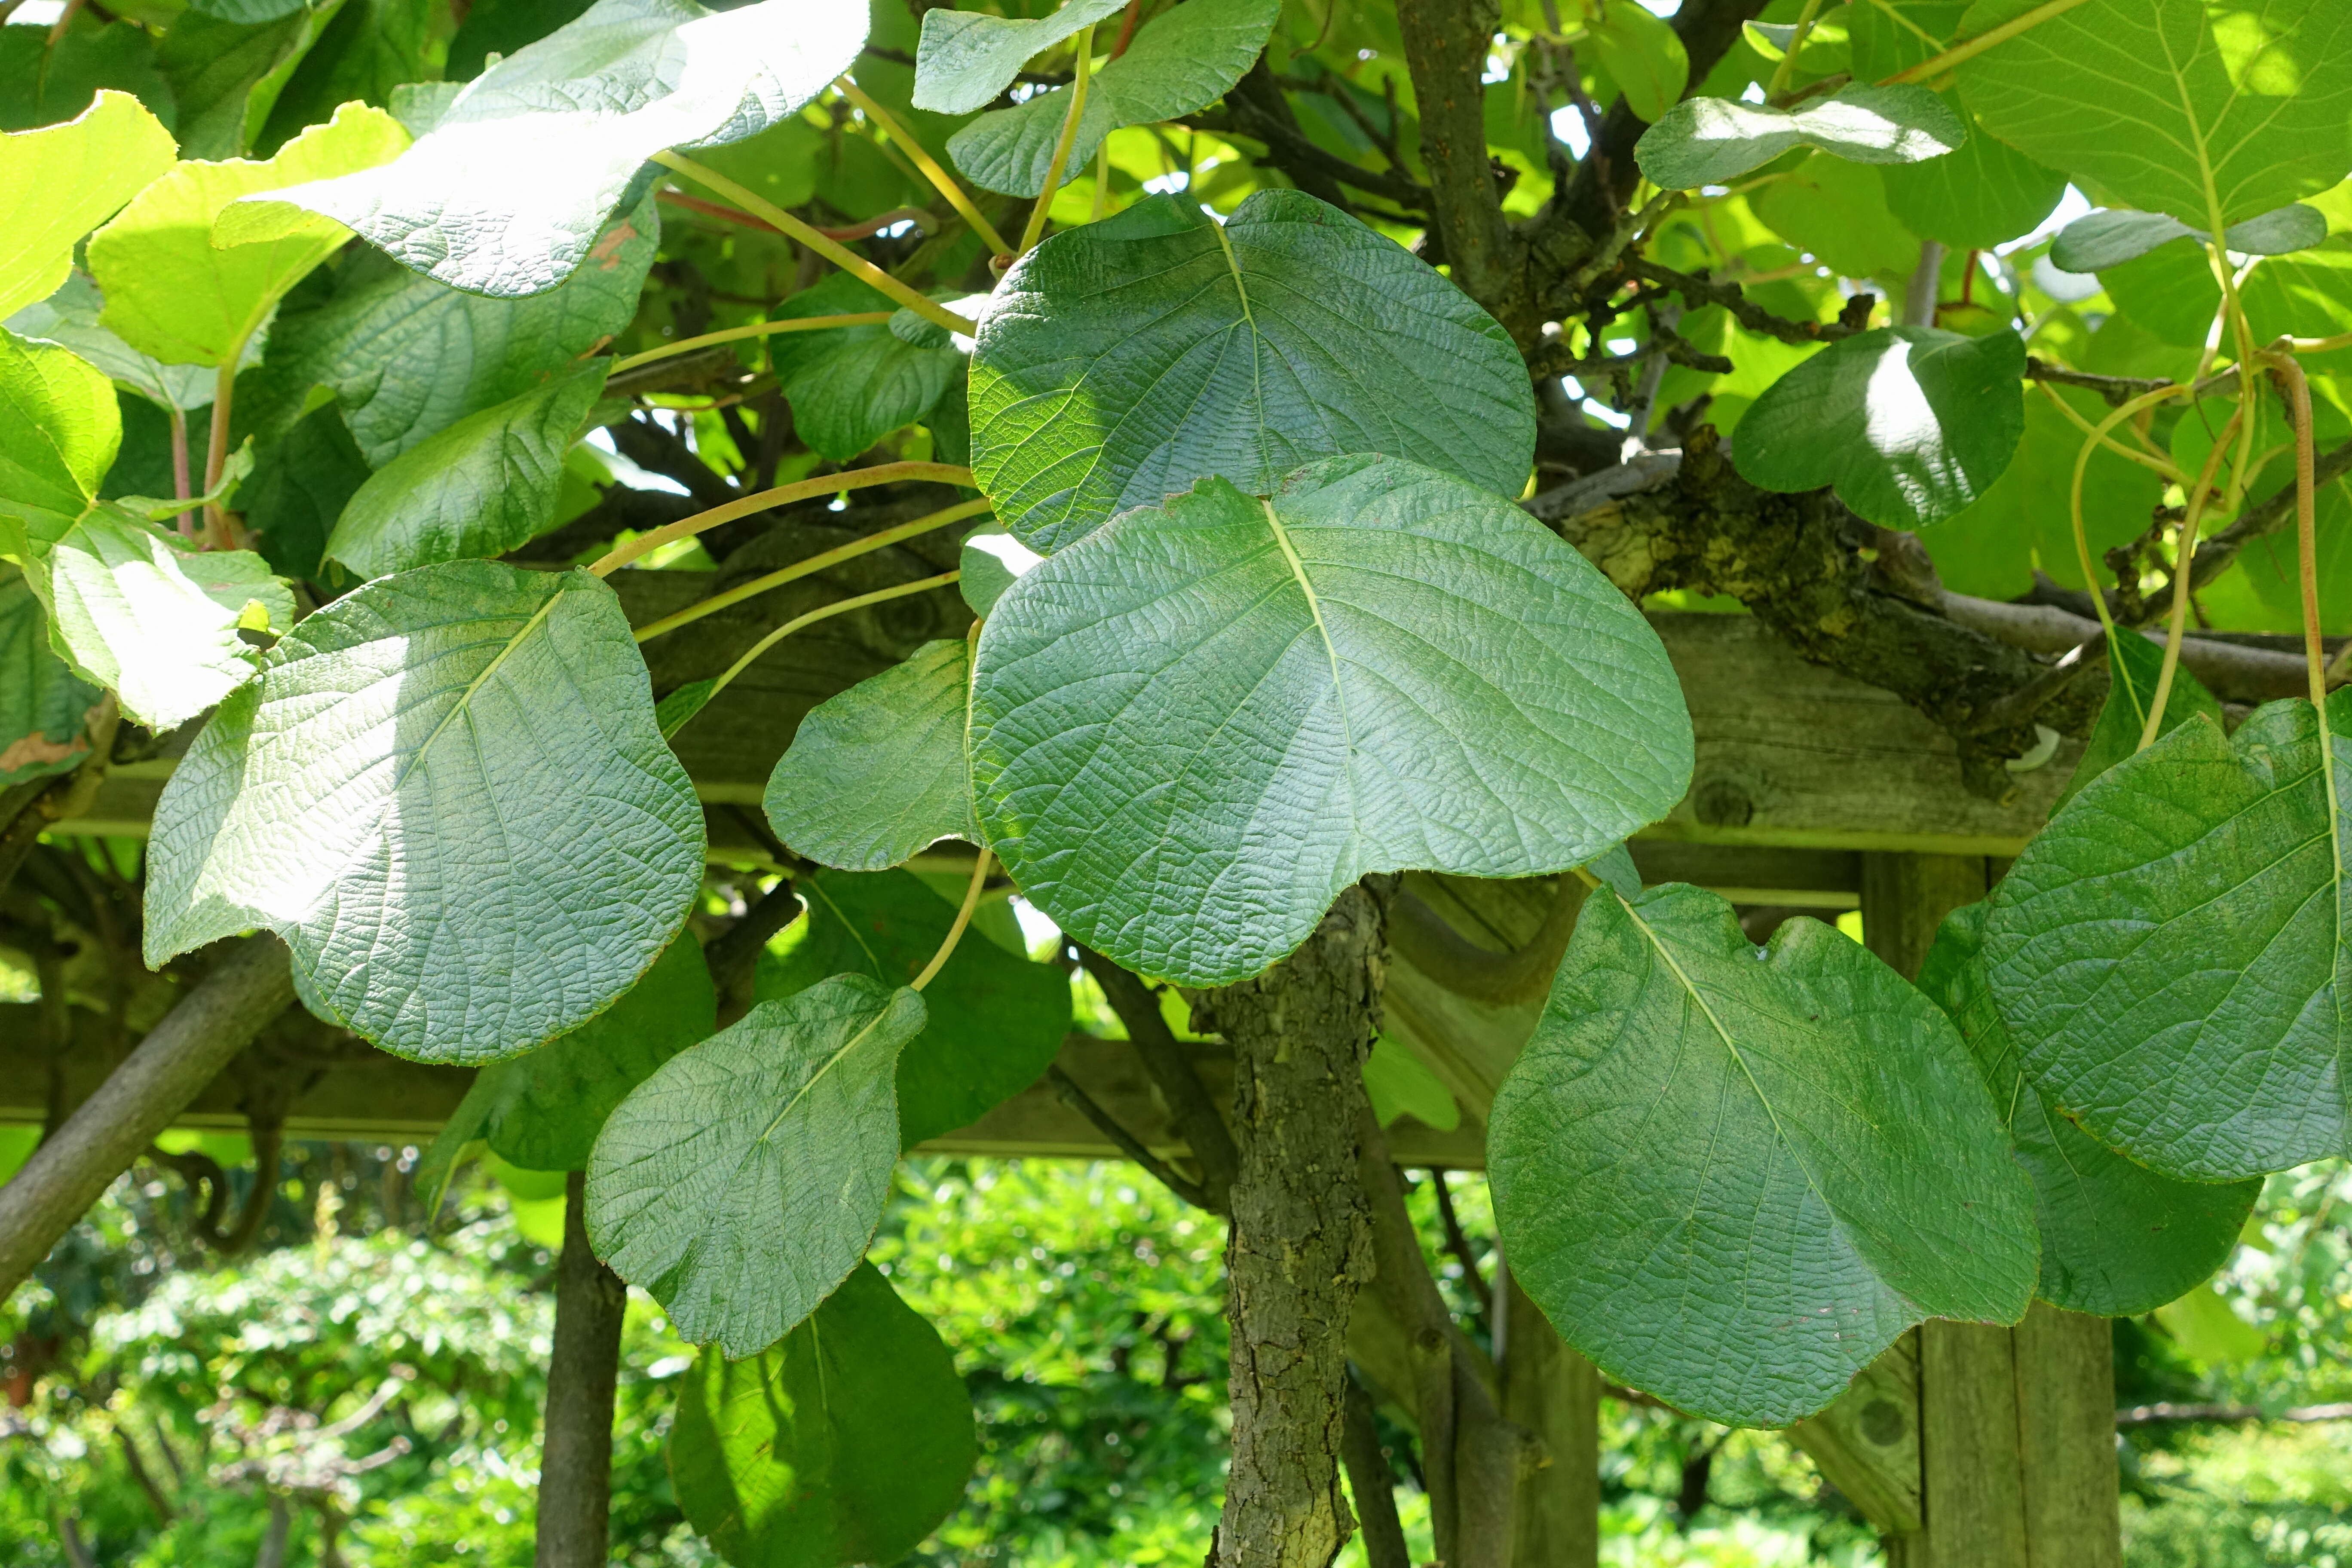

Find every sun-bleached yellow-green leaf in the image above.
[0,90,177,322]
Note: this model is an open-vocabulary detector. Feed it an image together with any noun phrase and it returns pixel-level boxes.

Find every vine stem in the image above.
[1020,23,1096,256]
[837,78,1016,258]
[653,151,979,337]
[2139,407,2241,752]
[2264,350,2343,922]
[2034,381,2181,481]
[912,847,993,992]
[1879,0,2092,84]
[609,313,893,376]
[587,460,972,576]
[703,569,962,707]
[167,406,195,539]
[2070,383,2192,653]
[202,334,253,548]
[1764,0,1822,101]
[633,497,993,644]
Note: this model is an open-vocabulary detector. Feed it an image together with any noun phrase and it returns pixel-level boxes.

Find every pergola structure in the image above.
[5,524,2131,1565]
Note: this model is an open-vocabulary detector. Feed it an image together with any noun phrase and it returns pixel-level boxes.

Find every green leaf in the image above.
[0,330,120,540]
[1983,689,2352,1180]
[586,974,925,1357]
[1585,1,1689,123]
[1877,98,2066,251]
[256,0,439,157]
[226,0,868,297]
[1363,1034,1459,1131]
[1489,882,2039,1428]
[2059,627,2226,809]
[969,190,1536,553]
[957,523,1035,617]
[943,0,1280,197]
[1632,86,1963,191]
[235,404,375,581]
[144,561,707,1063]
[759,869,1069,1146]
[1919,901,2259,1316]
[326,359,609,576]
[154,9,317,161]
[912,0,1129,116]
[1956,0,2352,230]
[447,0,597,80]
[86,103,412,368]
[765,639,979,873]
[670,1262,976,1568]
[20,503,289,729]
[969,455,1692,988]
[442,935,716,1172]
[766,273,963,464]
[249,193,658,466]
[190,0,309,25]
[0,566,104,788]
[5,273,266,413]
[655,677,716,739]
[1732,326,2026,528]
[2052,202,2328,273]
[1752,150,1928,280]
[0,14,174,136]
[0,90,178,322]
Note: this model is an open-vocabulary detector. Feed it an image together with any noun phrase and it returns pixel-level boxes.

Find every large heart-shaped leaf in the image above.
[1957,0,2352,230]
[1488,883,2039,1428]
[1920,901,2259,1316]
[765,639,978,874]
[2052,202,2329,273]
[760,870,1069,1146]
[944,0,1280,198]
[0,566,103,788]
[766,273,964,465]
[912,0,1127,116]
[247,194,658,466]
[222,0,866,297]
[433,934,716,1172]
[1732,326,2025,529]
[326,358,608,576]
[587,974,925,1356]
[670,1262,976,1568]
[0,91,177,322]
[1633,86,1964,191]
[1983,691,2352,1180]
[86,103,411,368]
[969,191,1536,553]
[969,454,1692,988]
[1877,97,2065,251]
[145,560,706,1063]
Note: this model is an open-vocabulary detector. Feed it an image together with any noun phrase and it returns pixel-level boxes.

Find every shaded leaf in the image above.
[970,190,1535,552]
[1732,325,2026,528]
[587,974,925,1356]
[2053,202,2328,274]
[767,273,963,464]
[153,9,316,160]
[1490,882,2038,1427]
[1586,0,1688,123]
[6,273,266,413]
[227,0,867,297]
[234,403,374,581]
[0,566,103,787]
[1920,901,2259,1316]
[256,0,439,156]
[957,521,1038,616]
[1633,85,1963,190]
[0,90,178,322]
[969,455,1691,987]
[0,14,175,136]
[145,561,706,1062]
[759,869,1069,1146]
[766,639,979,873]
[670,1262,976,1568]
[912,0,1129,116]
[1984,689,2352,1180]
[2060,626,2226,808]
[1752,150,1925,280]
[1877,97,2066,251]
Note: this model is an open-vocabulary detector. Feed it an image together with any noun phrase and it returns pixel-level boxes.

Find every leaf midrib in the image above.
[756,995,898,1147]
[389,583,565,799]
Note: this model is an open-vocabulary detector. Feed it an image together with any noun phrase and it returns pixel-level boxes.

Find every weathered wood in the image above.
[1919,1321,2031,1568]
[1500,1272,1599,1568]
[1786,1332,1923,1536]
[2014,1305,2122,1568]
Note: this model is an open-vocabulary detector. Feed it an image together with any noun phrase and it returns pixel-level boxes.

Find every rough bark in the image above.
[1199,882,1391,1568]
[1393,0,1516,314]
[536,1171,628,1568]
[0,936,294,1305]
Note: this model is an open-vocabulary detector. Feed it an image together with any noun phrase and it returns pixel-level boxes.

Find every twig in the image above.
[2118,1401,2352,1427]
[1076,947,1237,1211]
[2024,356,2175,408]
[1428,1171,1491,1335]
[1046,1064,1213,1208]
[1627,260,1865,346]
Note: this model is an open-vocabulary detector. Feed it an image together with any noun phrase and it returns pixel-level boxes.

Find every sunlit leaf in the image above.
[0,90,177,322]
[912,0,1128,116]
[765,639,980,874]
[1634,86,1963,190]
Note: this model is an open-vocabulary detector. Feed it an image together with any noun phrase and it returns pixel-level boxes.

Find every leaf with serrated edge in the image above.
[145,560,706,1063]
[1633,86,1963,191]
[969,454,1691,988]
[1490,883,2038,1427]
[1920,902,2258,1316]
[220,0,867,297]
[86,103,411,368]
[0,91,177,322]
[944,0,1279,198]
[766,640,979,873]
[587,974,925,1356]
[1957,0,2352,230]
[912,0,1127,116]
[327,358,609,576]
[1732,326,2025,529]
[970,190,1535,553]
[670,1263,976,1568]
[441,935,715,1172]
[2051,203,2329,274]
[1984,690,2352,1180]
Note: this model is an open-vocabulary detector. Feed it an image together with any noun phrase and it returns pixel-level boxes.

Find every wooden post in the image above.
[1499,1271,1599,1568]
[1790,854,2121,1568]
